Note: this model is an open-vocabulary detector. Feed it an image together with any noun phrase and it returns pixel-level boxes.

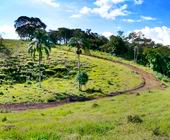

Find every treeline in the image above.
[48,28,170,78]
[14,16,170,78]
[48,28,108,50]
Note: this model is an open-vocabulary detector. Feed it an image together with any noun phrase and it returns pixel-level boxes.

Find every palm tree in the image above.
[28,29,52,87]
[68,37,83,91]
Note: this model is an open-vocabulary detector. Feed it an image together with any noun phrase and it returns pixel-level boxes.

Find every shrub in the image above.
[152,127,161,136]
[0,92,4,95]
[0,74,6,79]
[44,69,55,76]
[127,115,143,123]
[2,117,7,122]
[92,103,99,108]
[86,88,103,94]
[0,109,11,113]
[76,71,89,87]
[52,65,68,73]
[47,97,56,103]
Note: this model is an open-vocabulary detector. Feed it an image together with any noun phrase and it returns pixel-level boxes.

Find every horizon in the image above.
[0,0,170,45]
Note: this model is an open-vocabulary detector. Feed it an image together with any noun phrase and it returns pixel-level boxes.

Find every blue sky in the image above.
[0,0,170,45]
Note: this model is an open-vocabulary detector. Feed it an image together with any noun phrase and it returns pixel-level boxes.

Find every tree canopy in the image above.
[14,16,46,39]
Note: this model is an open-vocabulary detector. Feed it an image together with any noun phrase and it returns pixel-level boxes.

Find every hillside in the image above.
[0,40,142,104]
[0,40,169,140]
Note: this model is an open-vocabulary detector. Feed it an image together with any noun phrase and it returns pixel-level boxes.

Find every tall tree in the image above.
[14,16,46,39]
[28,29,52,87]
[68,37,83,91]
[101,35,127,55]
[15,16,51,87]
[58,28,72,45]
[48,30,60,44]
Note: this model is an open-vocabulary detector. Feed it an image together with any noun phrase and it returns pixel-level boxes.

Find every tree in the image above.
[68,37,83,90]
[28,29,52,87]
[0,34,3,46]
[101,35,127,55]
[58,28,72,45]
[143,47,170,77]
[48,30,60,44]
[76,71,89,91]
[14,16,46,39]
[14,16,51,87]
[117,30,124,38]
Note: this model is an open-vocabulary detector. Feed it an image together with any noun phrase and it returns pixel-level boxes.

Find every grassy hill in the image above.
[0,40,142,104]
[0,40,170,140]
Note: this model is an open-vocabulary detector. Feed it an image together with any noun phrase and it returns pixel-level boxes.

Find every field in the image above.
[0,40,142,104]
[0,40,170,140]
[0,87,170,140]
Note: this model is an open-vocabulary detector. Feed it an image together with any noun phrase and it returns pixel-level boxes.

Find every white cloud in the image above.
[123,16,156,23]
[80,6,91,15]
[123,19,139,23]
[70,14,82,18]
[134,26,170,45]
[94,0,125,6]
[34,0,60,8]
[0,25,18,39]
[140,16,156,21]
[71,0,128,20]
[102,31,113,38]
[134,0,144,5]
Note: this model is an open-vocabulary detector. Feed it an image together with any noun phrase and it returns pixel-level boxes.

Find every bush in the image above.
[52,65,68,73]
[0,74,6,79]
[152,127,161,136]
[47,97,56,103]
[127,115,143,123]
[44,69,55,76]
[0,92,4,95]
[76,71,89,86]
[86,88,103,94]
[0,109,11,113]
[2,117,7,122]
[92,103,99,108]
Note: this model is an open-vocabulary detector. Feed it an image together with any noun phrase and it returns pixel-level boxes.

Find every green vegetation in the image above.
[48,26,170,78]
[0,16,170,140]
[0,40,142,104]
[68,37,84,91]
[76,71,89,91]
[0,86,170,139]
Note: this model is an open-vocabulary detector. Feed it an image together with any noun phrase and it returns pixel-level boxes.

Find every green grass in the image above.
[61,46,170,84]
[1,40,170,139]
[0,40,142,104]
[0,87,170,139]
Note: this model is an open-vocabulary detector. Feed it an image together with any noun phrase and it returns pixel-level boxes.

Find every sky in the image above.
[0,0,170,45]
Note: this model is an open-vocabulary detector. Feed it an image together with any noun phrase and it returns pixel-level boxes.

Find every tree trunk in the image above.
[78,53,80,91]
[38,52,42,88]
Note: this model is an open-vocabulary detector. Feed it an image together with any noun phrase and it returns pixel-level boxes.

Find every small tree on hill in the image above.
[76,71,89,91]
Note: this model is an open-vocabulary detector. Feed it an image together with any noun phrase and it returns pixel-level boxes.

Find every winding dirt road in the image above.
[0,55,162,111]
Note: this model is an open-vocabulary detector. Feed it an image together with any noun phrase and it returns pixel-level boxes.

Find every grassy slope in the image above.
[0,40,141,104]
[0,40,170,139]
[0,87,170,139]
